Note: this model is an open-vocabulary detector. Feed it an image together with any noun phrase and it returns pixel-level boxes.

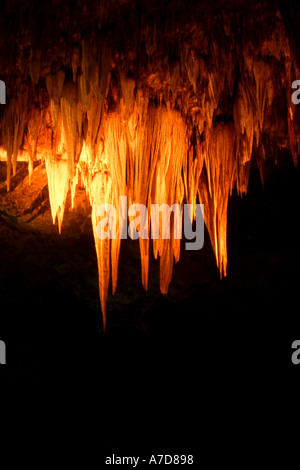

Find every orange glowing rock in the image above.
[45,157,69,234]
[199,124,236,278]
[0,7,299,326]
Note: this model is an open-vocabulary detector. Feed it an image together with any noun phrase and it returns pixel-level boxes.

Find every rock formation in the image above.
[0,0,299,326]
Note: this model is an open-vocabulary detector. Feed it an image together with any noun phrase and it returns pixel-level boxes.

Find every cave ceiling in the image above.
[0,0,299,327]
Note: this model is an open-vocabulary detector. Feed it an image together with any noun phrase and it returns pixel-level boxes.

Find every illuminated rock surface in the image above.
[0,0,300,326]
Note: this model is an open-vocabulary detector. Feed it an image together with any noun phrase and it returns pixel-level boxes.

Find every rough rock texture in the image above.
[0,0,300,323]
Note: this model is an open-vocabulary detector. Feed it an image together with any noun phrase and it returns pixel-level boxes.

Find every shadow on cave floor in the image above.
[0,156,300,454]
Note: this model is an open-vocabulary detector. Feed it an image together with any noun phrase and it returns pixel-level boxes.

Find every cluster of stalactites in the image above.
[0,24,299,324]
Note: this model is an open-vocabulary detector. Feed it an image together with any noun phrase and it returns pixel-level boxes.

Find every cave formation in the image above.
[0,0,300,330]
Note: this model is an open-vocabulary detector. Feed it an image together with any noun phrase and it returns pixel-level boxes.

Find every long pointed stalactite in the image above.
[0,0,299,326]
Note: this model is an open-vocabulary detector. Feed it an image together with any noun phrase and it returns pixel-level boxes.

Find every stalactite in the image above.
[45,156,69,234]
[61,78,82,176]
[253,59,272,136]
[151,106,187,293]
[233,80,255,195]
[26,105,41,185]
[127,92,152,290]
[2,85,28,190]
[90,169,113,331]
[199,124,237,278]
[101,113,127,294]
[46,70,65,132]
